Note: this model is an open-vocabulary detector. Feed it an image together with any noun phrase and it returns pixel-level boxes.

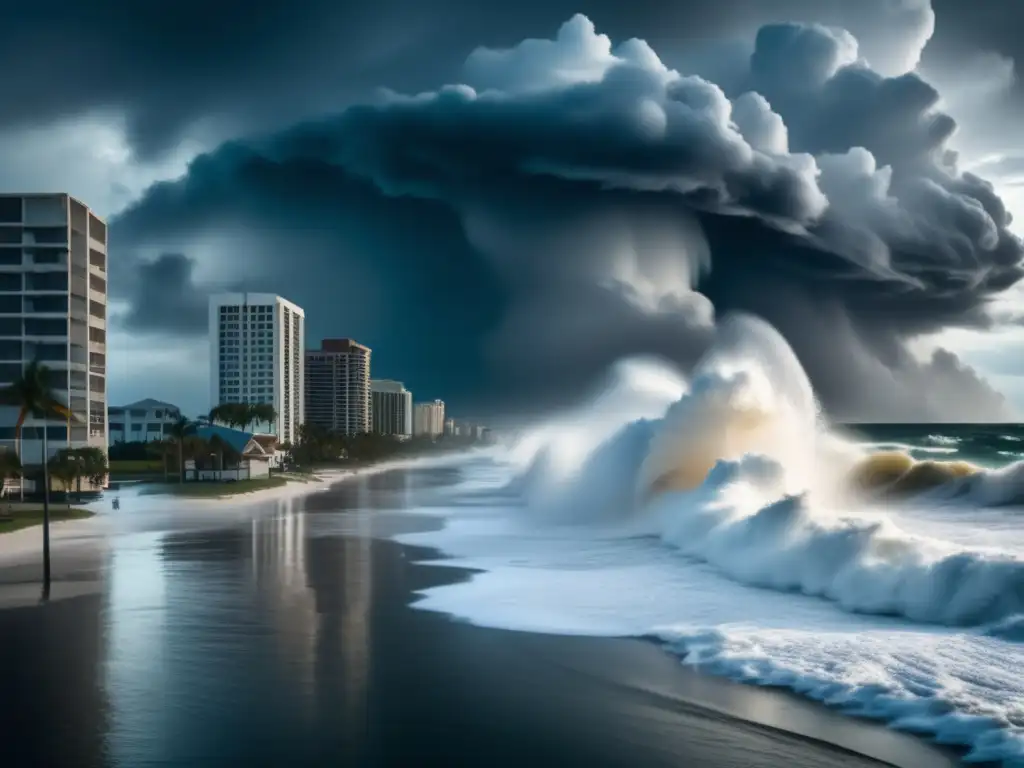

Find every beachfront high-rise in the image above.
[371,379,412,438]
[413,399,445,438]
[305,339,371,435]
[0,193,108,466]
[209,293,305,445]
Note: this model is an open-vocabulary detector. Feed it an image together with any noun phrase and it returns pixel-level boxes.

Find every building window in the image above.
[31,250,63,265]
[0,273,22,292]
[0,341,21,360]
[27,342,66,362]
[25,295,67,313]
[26,272,67,291]
[24,318,67,336]
[25,227,67,244]
[0,198,21,224]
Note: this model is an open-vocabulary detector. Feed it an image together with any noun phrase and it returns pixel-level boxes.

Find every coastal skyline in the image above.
[2,1,1024,422]
[3,3,1024,767]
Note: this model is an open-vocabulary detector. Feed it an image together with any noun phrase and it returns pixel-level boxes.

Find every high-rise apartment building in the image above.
[209,293,305,445]
[413,399,445,438]
[305,339,371,435]
[370,379,412,438]
[0,193,108,466]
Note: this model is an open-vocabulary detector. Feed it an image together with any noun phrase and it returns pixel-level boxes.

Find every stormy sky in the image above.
[3,0,1024,422]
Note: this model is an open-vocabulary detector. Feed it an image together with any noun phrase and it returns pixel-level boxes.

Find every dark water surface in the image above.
[844,422,1024,467]
[0,467,960,768]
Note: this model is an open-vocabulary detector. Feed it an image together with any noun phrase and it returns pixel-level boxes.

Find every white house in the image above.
[107,399,182,445]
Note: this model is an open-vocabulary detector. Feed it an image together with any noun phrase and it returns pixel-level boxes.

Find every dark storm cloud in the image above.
[0,0,936,159]
[109,151,509,408]
[117,254,213,336]
[109,13,1022,421]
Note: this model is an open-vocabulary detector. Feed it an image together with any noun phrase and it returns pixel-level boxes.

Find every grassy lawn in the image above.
[109,459,165,475]
[0,503,95,534]
[168,476,288,498]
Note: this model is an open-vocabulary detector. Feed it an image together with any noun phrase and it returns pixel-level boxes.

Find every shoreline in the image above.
[0,455,464,565]
[402,541,966,768]
[0,466,968,767]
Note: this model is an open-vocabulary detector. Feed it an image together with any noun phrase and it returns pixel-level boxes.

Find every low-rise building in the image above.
[107,399,182,445]
[186,424,273,480]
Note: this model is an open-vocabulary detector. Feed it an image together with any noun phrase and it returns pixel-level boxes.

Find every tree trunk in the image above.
[41,424,51,603]
[18,427,24,502]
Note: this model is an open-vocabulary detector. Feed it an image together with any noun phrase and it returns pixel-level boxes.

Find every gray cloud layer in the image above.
[104,13,1022,421]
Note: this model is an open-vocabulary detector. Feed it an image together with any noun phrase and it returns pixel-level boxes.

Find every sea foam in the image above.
[396,312,1024,766]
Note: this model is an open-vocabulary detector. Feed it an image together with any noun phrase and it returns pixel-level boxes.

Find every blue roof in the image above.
[194,424,255,454]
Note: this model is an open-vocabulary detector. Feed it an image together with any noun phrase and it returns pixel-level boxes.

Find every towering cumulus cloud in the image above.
[113,14,1022,421]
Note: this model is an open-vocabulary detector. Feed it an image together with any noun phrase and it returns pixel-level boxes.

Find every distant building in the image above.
[414,400,445,438]
[107,399,182,445]
[0,193,109,465]
[209,293,305,446]
[305,338,371,435]
[444,418,455,436]
[371,379,412,438]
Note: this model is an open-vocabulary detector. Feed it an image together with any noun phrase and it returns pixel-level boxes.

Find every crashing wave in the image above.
[651,454,1024,627]
[511,312,1024,629]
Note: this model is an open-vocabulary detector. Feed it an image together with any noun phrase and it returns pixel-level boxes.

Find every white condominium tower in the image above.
[413,399,445,438]
[305,339,371,434]
[209,293,305,445]
[371,379,412,438]
[0,193,109,466]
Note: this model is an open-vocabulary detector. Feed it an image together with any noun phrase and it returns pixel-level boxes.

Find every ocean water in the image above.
[846,423,1024,469]
[391,316,1024,767]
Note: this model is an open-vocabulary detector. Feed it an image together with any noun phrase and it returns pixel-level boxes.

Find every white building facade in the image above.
[209,293,305,446]
[107,399,182,445]
[370,379,412,438]
[0,193,108,465]
[413,399,445,438]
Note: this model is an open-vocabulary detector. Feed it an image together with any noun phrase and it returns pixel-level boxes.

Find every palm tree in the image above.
[74,446,108,497]
[231,403,250,431]
[149,438,174,481]
[167,416,198,484]
[250,402,276,434]
[0,360,76,600]
[47,453,76,509]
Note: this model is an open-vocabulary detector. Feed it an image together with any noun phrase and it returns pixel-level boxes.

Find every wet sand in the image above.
[0,468,966,768]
